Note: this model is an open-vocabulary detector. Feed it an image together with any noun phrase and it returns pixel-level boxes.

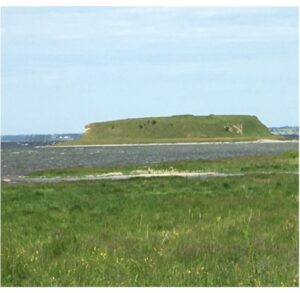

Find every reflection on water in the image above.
[1,141,298,178]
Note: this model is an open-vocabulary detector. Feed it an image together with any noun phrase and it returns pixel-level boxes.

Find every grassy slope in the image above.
[69,115,276,145]
[2,152,298,286]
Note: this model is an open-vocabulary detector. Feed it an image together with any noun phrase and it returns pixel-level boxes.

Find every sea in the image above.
[1,134,298,180]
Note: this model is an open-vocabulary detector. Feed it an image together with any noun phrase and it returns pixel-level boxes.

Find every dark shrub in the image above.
[223,182,230,189]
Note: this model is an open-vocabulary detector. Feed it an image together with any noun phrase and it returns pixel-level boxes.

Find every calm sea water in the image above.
[1,141,298,179]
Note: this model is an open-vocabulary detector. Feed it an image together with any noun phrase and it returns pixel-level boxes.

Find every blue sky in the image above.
[1,7,298,134]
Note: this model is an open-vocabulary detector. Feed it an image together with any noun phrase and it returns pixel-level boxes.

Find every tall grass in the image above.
[2,173,298,286]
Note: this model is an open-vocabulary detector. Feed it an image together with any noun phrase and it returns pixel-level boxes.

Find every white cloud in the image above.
[2,7,297,43]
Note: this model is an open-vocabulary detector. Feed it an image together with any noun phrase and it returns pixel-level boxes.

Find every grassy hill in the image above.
[70,115,276,145]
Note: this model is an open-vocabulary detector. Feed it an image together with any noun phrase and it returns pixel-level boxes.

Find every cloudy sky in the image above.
[1,7,298,134]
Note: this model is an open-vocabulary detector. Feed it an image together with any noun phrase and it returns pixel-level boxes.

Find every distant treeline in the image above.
[1,134,82,143]
[269,127,299,136]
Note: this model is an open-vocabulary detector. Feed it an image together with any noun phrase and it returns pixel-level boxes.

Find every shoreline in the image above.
[40,139,299,148]
[3,171,237,184]
[3,170,298,184]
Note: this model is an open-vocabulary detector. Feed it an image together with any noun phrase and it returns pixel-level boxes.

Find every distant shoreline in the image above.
[40,139,299,148]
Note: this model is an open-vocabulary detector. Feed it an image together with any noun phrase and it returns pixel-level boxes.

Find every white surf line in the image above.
[37,139,298,148]
[3,171,298,184]
[7,172,242,184]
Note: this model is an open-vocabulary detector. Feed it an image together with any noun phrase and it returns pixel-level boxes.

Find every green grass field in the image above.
[67,115,278,145]
[1,152,298,286]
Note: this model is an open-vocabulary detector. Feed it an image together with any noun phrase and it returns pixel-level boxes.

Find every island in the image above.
[65,114,278,145]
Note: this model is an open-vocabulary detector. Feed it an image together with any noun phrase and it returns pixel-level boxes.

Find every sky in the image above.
[1,7,298,134]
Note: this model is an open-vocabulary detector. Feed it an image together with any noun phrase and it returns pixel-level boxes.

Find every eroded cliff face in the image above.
[224,123,243,135]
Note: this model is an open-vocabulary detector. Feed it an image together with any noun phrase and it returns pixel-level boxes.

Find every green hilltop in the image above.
[70,115,276,145]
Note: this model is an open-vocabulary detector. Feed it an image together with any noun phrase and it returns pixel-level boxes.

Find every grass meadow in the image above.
[1,152,299,286]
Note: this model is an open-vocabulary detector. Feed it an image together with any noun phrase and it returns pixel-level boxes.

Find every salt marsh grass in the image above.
[1,153,298,286]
